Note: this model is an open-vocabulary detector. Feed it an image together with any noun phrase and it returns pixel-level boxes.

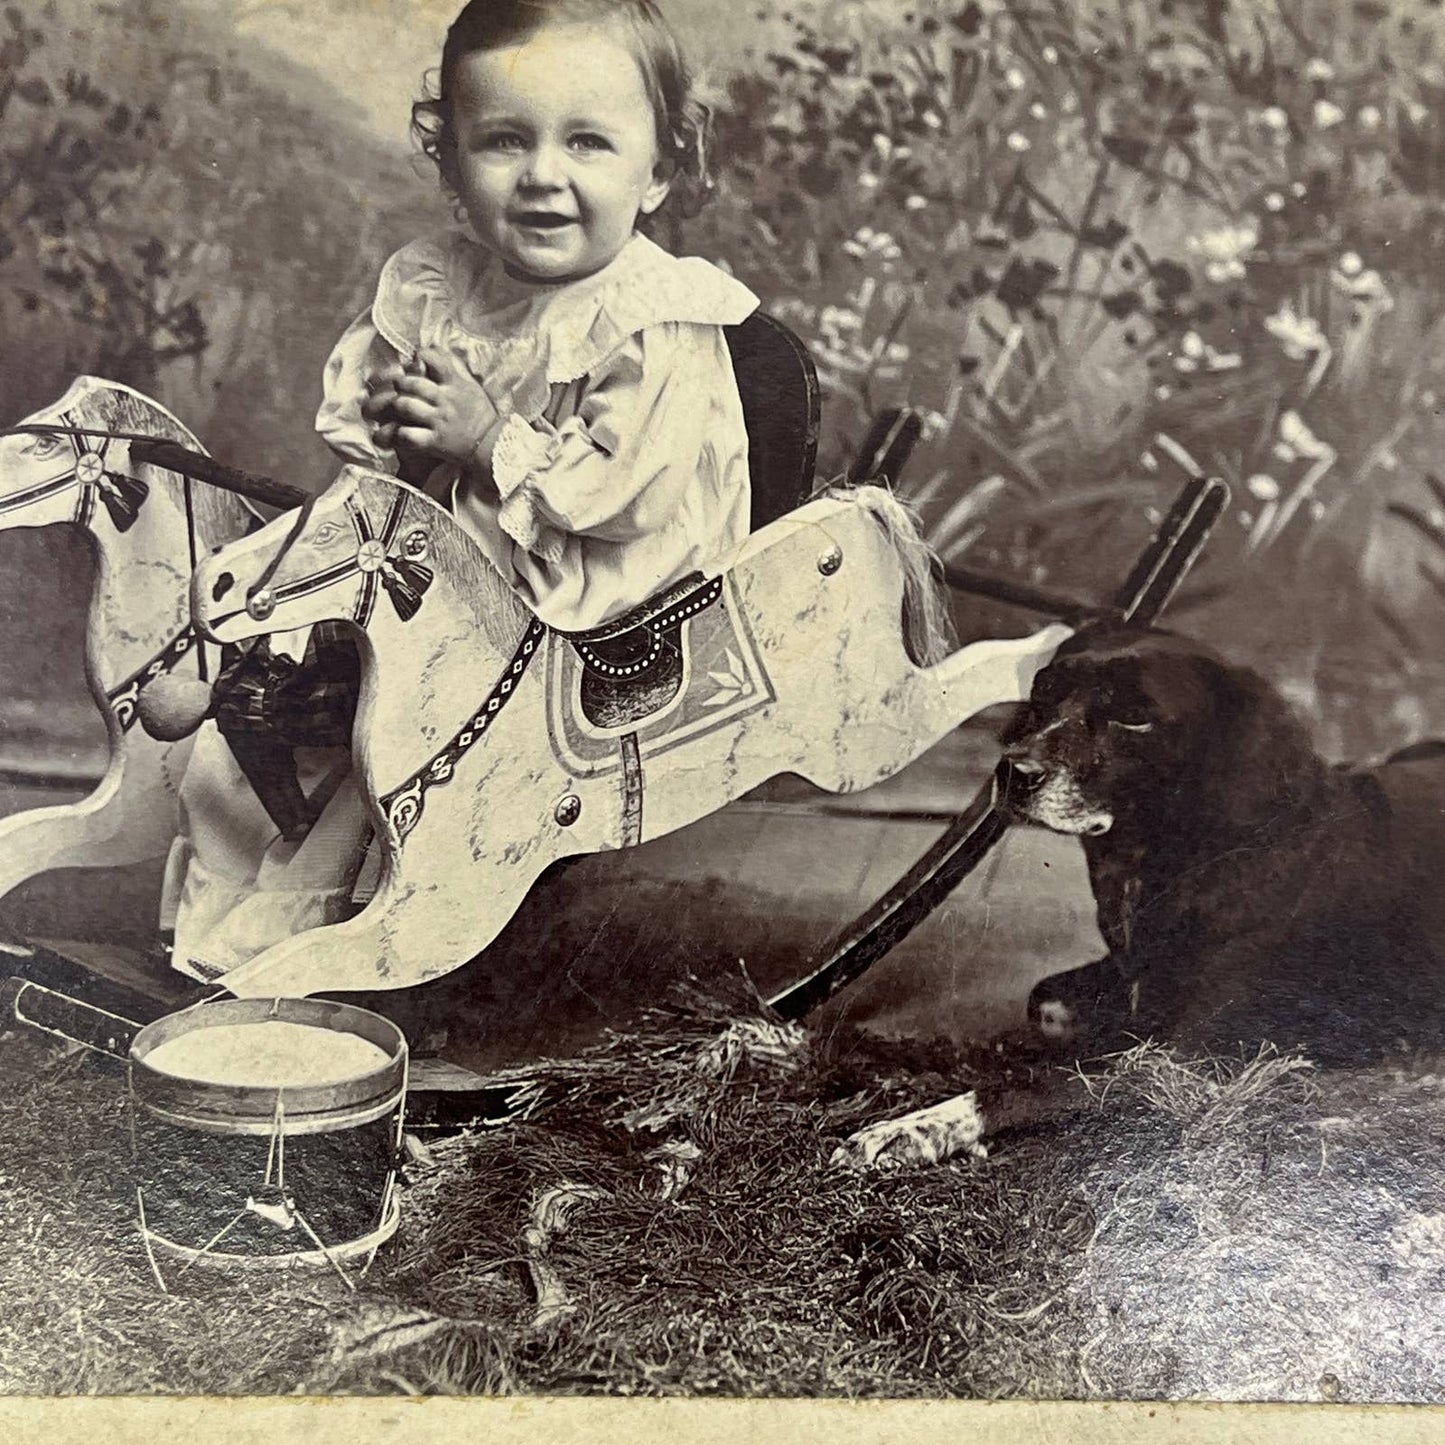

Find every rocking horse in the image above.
[0,378,260,905]
[189,458,1076,999]
[0,315,1225,1041]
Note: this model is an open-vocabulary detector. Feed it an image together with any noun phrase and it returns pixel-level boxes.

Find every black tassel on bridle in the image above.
[379,555,433,622]
[96,468,149,532]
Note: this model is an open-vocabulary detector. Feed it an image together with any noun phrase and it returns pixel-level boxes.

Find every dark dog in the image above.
[1001,624,1445,1064]
[832,623,1445,1172]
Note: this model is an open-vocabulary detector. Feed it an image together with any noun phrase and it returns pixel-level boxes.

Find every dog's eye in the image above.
[1109,719,1155,734]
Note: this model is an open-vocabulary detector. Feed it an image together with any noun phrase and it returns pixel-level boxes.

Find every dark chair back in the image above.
[724,312,821,532]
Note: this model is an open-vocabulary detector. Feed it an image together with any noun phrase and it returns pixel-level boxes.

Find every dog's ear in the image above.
[1194,657,1324,834]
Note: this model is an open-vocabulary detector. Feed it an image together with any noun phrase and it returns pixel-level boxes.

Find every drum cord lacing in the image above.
[136,1088,366,1292]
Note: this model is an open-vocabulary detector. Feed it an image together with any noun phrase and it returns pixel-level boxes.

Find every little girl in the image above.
[162,0,759,980]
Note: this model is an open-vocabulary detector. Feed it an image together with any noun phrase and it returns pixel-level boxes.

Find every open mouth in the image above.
[513,212,575,231]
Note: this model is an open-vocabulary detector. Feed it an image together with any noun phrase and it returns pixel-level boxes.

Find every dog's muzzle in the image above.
[997,753,1114,837]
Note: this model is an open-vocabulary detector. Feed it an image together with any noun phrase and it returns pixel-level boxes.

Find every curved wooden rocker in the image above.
[189,464,1074,1000]
[0,379,260,903]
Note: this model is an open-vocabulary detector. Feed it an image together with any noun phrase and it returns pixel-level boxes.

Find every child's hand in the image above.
[361,359,427,482]
[376,348,498,467]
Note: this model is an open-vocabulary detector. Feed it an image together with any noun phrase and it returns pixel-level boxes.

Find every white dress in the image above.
[161,230,758,981]
[317,228,759,630]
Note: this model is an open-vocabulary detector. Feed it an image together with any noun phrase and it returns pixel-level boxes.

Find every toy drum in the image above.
[128,997,407,1271]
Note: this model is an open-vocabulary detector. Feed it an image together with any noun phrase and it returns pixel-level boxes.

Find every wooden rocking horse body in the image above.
[0,378,255,903]
[192,464,1071,999]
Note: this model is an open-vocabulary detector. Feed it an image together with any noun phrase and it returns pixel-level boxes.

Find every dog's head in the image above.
[998,624,1309,840]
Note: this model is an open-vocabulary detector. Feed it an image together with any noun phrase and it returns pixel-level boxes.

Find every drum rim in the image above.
[139,1189,402,1269]
[130,996,407,1124]
[134,1086,406,1136]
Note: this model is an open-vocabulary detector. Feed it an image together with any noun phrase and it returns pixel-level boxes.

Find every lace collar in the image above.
[371,231,759,384]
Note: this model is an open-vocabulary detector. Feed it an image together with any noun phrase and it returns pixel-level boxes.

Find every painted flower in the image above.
[919,409,950,441]
[842,227,901,262]
[1260,106,1289,131]
[819,305,863,336]
[1188,219,1259,284]
[1246,474,1281,502]
[1006,131,1031,152]
[1175,329,1242,373]
[1331,254,1393,312]
[1264,191,1285,212]
[1303,58,1336,82]
[705,650,751,707]
[1275,410,1332,462]
[1264,303,1327,360]
[1314,100,1345,129]
[1358,105,1382,131]
[1174,331,1203,372]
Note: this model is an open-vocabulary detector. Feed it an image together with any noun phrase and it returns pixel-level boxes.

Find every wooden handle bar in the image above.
[130,438,311,512]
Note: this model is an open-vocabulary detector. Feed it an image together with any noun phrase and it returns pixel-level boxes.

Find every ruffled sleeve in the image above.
[490,323,725,565]
[313,308,402,473]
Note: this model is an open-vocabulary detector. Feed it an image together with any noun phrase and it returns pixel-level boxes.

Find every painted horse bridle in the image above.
[2,423,431,628]
[210,487,433,633]
[0,418,303,723]
[0,421,154,531]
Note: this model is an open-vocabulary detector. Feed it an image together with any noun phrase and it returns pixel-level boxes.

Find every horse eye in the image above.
[311,522,341,545]
[1109,719,1155,734]
[23,434,63,460]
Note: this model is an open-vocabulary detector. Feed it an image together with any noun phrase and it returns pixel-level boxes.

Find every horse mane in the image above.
[822,482,956,667]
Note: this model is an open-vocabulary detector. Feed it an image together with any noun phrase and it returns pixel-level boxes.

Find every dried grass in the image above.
[2,984,1443,1401]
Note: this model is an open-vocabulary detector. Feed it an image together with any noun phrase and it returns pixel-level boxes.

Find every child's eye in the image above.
[478,130,525,153]
[570,132,613,153]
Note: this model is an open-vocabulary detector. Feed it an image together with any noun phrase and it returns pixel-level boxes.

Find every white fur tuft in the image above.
[823,482,956,667]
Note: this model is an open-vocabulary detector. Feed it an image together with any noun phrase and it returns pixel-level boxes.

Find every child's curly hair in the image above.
[412,0,714,218]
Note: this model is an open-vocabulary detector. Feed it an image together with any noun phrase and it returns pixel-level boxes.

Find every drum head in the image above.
[130,997,407,1133]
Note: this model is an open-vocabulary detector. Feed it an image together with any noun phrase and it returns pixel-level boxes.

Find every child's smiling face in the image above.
[451,23,671,284]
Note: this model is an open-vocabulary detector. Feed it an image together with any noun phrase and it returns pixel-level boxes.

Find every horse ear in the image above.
[1195,656,1323,834]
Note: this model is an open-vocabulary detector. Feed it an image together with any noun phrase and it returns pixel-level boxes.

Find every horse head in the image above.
[0,376,212,535]
[194,466,444,646]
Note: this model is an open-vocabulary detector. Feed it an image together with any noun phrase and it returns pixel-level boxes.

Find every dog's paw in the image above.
[1033,996,1079,1042]
[829,1092,988,1172]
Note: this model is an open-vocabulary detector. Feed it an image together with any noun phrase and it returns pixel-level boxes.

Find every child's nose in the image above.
[520,143,567,190]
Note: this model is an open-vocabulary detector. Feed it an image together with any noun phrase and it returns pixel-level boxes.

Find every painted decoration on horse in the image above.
[188,463,1072,1002]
